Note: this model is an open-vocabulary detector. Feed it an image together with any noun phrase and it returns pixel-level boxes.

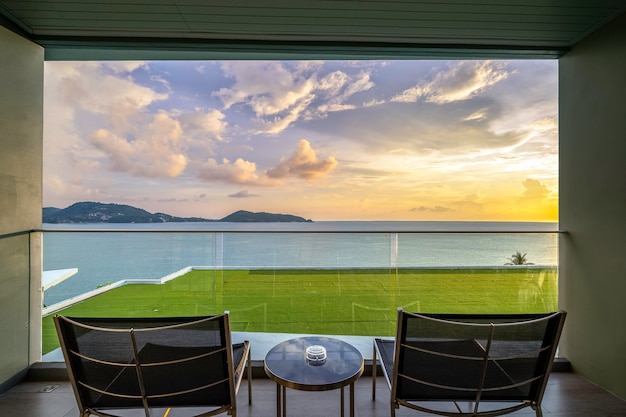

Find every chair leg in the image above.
[247,346,252,405]
[372,342,377,401]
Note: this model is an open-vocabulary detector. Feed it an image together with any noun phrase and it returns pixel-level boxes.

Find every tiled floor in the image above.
[1,372,625,417]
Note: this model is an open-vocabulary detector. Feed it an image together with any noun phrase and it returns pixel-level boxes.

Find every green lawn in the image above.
[42,267,557,354]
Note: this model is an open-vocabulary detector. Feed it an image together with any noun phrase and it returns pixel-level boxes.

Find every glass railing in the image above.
[40,225,559,357]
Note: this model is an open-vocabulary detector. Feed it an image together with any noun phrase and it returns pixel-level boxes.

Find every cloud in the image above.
[485,60,558,136]
[178,108,228,142]
[51,62,168,117]
[103,61,147,74]
[312,100,521,157]
[196,139,336,185]
[86,106,227,180]
[363,98,386,107]
[255,95,316,135]
[44,61,173,183]
[310,61,555,161]
[89,112,187,178]
[45,62,239,188]
[343,71,376,97]
[229,190,260,198]
[316,70,374,113]
[266,139,338,180]
[198,157,261,184]
[463,109,489,122]
[391,61,511,104]
[214,61,315,116]
[519,178,551,202]
[213,62,375,134]
[411,205,452,213]
[451,193,484,213]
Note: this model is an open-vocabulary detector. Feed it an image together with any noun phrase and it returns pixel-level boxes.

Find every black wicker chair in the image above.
[373,309,566,417]
[54,312,251,417]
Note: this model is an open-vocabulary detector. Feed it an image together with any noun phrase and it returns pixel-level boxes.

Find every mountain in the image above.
[219,210,311,223]
[43,202,213,224]
[43,202,311,223]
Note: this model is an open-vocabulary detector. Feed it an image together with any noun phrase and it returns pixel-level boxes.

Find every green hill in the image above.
[43,202,312,223]
[219,210,311,223]
[43,202,212,223]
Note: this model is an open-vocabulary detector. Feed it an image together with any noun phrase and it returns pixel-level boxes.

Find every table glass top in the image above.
[264,336,364,390]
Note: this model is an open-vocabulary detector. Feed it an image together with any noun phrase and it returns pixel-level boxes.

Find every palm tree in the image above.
[505,251,534,265]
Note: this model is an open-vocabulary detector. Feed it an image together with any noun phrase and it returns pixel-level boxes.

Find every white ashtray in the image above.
[305,345,327,366]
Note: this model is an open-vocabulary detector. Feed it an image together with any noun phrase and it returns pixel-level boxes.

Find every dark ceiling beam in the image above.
[34,35,569,61]
[0,11,32,39]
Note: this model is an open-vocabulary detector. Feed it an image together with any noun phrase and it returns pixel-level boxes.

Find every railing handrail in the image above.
[34,228,564,234]
[0,229,36,240]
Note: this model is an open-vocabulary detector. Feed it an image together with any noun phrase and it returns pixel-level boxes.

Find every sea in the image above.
[42,221,559,307]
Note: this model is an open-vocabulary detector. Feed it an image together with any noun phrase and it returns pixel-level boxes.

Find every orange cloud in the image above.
[198,158,261,184]
[266,139,337,180]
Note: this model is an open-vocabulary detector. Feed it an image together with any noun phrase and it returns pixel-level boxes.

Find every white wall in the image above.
[559,14,626,400]
[0,26,43,390]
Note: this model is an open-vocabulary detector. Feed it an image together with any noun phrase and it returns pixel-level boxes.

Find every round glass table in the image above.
[264,336,364,417]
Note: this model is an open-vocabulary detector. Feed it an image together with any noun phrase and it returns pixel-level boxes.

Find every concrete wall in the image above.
[0,26,43,391]
[559,14,626,400]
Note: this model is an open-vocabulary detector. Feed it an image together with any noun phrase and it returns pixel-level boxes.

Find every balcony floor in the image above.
[1,372,625,417]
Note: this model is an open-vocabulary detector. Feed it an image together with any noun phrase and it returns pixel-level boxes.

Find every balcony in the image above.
[2,226,626,414]
[39,225,559,360]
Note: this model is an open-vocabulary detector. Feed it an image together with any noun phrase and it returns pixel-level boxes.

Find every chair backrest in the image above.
[392,310,566,406]
[54,314,238,417]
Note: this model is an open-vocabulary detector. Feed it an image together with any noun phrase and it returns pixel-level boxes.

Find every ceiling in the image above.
[1,0,625,60]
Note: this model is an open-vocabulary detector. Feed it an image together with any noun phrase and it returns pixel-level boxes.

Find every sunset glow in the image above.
[44,60,558,221]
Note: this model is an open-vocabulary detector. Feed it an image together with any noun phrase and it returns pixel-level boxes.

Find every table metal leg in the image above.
[340,385,345,417]
[350,382,355,417]
[275,383,281,417]
[275,380,357,417]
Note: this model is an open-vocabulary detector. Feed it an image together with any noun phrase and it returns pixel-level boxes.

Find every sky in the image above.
[43,60,558,222]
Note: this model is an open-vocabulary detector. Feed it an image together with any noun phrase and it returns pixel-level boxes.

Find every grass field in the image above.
[42,267,557,354]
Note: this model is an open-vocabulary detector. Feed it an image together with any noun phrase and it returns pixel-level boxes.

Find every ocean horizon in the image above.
[42,220,558,232]
[42,221,558,306]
